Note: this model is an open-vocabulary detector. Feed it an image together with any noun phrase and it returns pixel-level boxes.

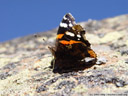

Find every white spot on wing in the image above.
[77,34,81,40]
[69,23,73,27]
[60,22,68,28]
[63,16,67,20]
[66,32,75,37]
[77,34,81,38]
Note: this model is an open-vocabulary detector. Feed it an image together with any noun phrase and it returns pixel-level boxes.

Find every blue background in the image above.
[0,0,128,42]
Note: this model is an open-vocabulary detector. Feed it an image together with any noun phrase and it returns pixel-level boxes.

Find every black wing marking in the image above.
[57,13,76,34]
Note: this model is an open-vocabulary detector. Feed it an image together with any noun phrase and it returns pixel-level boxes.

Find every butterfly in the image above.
[49,13,97,72]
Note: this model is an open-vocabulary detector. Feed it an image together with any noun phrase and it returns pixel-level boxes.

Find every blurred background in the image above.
[0,0,128,42]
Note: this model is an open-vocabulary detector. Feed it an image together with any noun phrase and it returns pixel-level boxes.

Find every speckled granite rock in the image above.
[0,14,128,96]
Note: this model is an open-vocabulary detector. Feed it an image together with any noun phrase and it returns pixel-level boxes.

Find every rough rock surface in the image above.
[0,14,128,96]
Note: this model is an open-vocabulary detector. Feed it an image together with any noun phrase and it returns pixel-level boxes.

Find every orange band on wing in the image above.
[59,40,82,45]
[56,34,64,39]
[87,49,97,58]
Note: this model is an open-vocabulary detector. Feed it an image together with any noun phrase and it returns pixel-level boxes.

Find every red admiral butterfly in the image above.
[49,13,97,72]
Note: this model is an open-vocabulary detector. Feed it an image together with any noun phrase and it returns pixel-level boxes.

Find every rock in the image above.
[96,57,107,65]
[125,59,128,64]
[120,50,128,55]
[100,31,124,43]
[0,14,128,95]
